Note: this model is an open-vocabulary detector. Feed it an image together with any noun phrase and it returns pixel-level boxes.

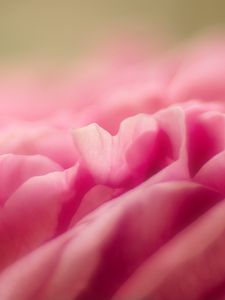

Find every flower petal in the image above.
[0,181,220,300]
[0,154,62,206]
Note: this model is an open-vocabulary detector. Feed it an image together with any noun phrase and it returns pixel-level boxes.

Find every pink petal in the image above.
[0,167,78,270]
[195,151,225,194]
[73,106,190,189]
[113,198,225,300]
[186,110,225,175]
[73,114,158,187]
[0,181,220,300]
[0,154,62,206]
[0,122,76,168]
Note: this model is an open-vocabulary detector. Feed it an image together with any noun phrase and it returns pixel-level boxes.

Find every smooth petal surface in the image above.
[0,181,221,300]
[113,199,225,300]
[0,169,74,270]
[0,122,76,168]
[73,114,158,187]
[0,154,62,206]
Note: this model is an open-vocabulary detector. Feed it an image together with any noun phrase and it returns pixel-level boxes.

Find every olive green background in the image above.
[1,0,225,62]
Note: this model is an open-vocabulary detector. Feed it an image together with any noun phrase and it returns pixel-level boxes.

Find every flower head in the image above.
[1,32,225,300]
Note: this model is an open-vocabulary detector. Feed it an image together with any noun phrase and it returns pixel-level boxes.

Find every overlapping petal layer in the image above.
[1,33,225,300]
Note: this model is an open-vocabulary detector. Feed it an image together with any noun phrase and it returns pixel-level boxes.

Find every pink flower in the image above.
[1,33,225,300]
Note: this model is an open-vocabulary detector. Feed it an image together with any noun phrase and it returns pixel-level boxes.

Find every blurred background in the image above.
[1,0,225,63]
